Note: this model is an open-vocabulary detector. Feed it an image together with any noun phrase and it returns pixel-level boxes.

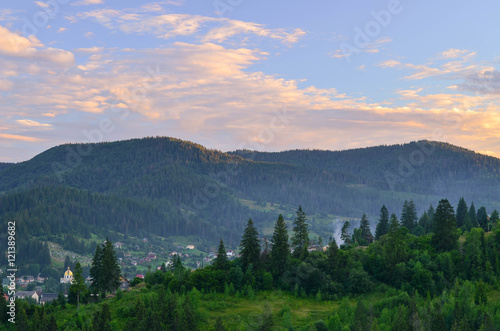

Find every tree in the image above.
[341,221,351,245]
[490,209,499,224]
[101,240,121,293]
[477,206,488,231]
[69,261,87,310]
[90,239,121,294]
[375,205,389,240]
[456,197,468,228]
[213,239,229,271]
[359,214,374,245]
[291,206,309,259]
[469,202,477,227]
[239,218,261,271]
[401,200,418,232]
[270,214,290,277]
[89,244,103,294]
[432,199,459,252]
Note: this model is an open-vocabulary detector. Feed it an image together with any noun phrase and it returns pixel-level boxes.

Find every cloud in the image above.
[0,133,43,142]
[34,1,50,8]
[0,26,74,66]
[457,70,500,95]
[72,0,103,6]
[16,119,52,127]
[378,49,491,81]
[331,37,392,59]
[438,49,475,60]
[76,9,305,45]
[58,27,67,33]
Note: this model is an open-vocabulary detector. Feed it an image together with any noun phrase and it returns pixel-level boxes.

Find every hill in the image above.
[1,137,500,248]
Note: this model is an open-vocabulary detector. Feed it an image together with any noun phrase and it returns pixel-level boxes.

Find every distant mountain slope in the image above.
[1,138,499,244]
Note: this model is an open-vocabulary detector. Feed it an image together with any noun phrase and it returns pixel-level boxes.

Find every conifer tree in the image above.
[101,240,121,293]
[375,205,390,240]
[69,261,86,310]
[456,197,468,228]
[270,214,290,277]
[401,200,418,232]
[291,206,309,259]
[341,221,351,245]
[89,244,103,294]
[214,239,229,271]
[469,202,477,227]
[432,199,458,252]
[359,214,374,244]
[239,218,261,271]
[477,206,488,231]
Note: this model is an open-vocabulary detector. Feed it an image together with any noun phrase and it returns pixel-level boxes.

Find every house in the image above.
[186,245,195,250]
[147,254,157,260]
[39,293,58,305]
[114,242,123,249]
[15,291,39,303]
[131,261,137,266]
[119,277,130,291]
[226,250,234,257]
[308,247,317,253]
[142,238,148,243]
[135,274,144,279]
[169,251,178,256]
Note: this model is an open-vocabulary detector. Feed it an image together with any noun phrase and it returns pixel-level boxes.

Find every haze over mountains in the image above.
[1,137,499,246]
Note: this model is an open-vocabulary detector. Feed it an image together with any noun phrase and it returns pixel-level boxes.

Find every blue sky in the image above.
[1,0,500,161]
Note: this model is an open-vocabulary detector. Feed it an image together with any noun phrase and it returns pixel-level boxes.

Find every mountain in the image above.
[1,137,499,247]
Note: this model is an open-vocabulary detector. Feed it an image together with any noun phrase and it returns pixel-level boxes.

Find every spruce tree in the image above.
[375,205,389,240]
[432,199,459,252]
[239,218,261,271]
[291,206,309,259]
[341,221,351,245]
[469,202,477,227]
[69,261,87,310]
[490,210,499,224]
[456,197,468,228]
[101,239,121,294]
[359,214,374,244]
[401,200,418,232]
[213,239,229,270]
[89,244,103,294]
[477,206,488,231]
[270,214,290,277]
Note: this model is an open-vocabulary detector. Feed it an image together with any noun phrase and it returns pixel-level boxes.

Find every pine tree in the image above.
[375,205,390,240]
[213,239,229,271]
[456,197,468,228]
[17,307,29,331]
[432,199,459,252]
[69,261,86,310]
[291,206,309,259]
[359,214,374,245]
[401,200,418,232]
[239,218,261,271]
[341,221,351,245]
[490,210,499,224]
[270,214,290,277]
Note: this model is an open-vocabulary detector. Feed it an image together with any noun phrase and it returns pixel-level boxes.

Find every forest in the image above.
[3,197,500,330]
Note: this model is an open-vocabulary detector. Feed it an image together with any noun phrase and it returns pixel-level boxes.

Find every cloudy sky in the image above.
[1,0,500,162]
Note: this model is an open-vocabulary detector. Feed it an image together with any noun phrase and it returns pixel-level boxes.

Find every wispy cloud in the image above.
[72,0,104,6]
[75,9,306,45]
[331,37,392,59]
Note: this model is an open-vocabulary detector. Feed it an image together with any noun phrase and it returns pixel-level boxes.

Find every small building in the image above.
[119,277,130,291]
[15,291,39,303]
[114,242,123,249]
[147,254,157,260]
[39,293,58,305]
[135,274,144,279]
[186,245,195,250]
[226,250,234,257]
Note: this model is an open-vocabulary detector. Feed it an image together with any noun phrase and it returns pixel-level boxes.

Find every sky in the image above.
[1,0,500,162]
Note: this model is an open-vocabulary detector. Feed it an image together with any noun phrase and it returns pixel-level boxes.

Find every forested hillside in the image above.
[1,138,500,248]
